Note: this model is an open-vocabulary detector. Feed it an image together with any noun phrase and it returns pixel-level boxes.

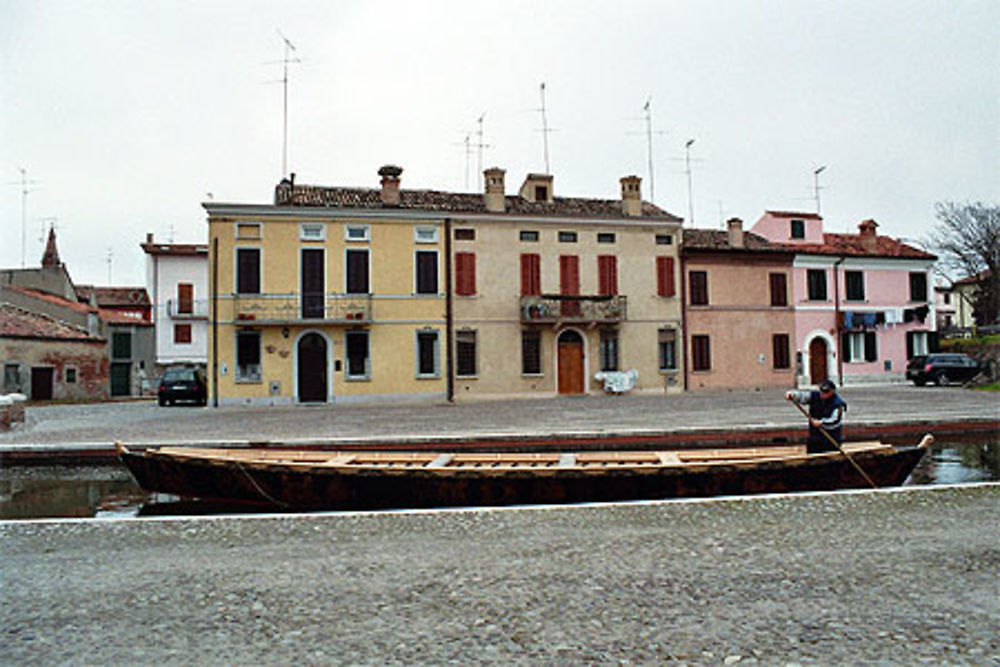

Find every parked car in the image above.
[906,353,982,386]
[157,366,207,406]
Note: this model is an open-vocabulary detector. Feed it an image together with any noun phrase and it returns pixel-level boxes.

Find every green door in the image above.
[111,362,131,397]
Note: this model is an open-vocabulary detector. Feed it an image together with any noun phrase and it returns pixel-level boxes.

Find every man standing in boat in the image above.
[785,380,847,453]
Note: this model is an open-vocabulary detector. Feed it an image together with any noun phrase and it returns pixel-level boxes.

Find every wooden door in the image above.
[809,337,828,384]
[30,367,54,400]
[301,249,325,319]
[298,333,327,402]
[558,330,584,394]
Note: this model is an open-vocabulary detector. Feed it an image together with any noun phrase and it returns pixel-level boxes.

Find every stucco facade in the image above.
[143,236,210,372]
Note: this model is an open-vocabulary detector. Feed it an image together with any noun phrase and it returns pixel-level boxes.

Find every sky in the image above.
[2,0,997,287]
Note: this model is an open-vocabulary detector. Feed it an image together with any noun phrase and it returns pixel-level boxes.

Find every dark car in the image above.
[158,366,207,406]
[906,353,982,386]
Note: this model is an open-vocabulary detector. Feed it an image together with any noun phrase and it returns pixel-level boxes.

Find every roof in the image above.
[6,286,149,325]
[76,285,151,308]
[953,269,992,286]
[141,242,208,256]
[273,182,682,222]
[682,229,792,253]
[0,303,104,342]
[774,233,936,260]
[764,210,823,220]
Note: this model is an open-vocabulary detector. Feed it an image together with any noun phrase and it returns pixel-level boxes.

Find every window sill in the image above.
[521,373,544,378]
[235,378,262,385]
[456,375,479,380]
[416,375,441,381]
[345,376,371,382]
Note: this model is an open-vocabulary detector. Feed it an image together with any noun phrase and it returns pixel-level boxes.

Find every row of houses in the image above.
[1,165,948,405]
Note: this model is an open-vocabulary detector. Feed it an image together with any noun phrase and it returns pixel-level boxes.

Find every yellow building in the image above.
[205,166,682,405]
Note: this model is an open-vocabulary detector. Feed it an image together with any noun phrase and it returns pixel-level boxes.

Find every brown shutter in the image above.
[456,252,476,296]
[657,256,675,297]
[520,254,541,296]
[598,255,617,296]
[559,255,579,296]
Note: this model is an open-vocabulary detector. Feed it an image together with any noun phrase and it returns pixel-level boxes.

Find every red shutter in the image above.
[598,255,617,296]
[456,252,476,296]
[657,257,675,297]
[520,254,541,296]
[559,256,579,295]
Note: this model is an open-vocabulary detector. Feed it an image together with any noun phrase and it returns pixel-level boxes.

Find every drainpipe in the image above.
[211,236,219,408]
[679,256,689,391]
[833,256,845,386]
[444,217,454,403]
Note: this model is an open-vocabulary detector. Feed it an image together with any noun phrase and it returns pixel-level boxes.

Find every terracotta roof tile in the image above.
[764,210,823,220]
[75,285,151,307]
[682,229,791,252]
[141,242,208,256]
[6,286,149,325]
[0,303,104,341]
[774,233,936,259]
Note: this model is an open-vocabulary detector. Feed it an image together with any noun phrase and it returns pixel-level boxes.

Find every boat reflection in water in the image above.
[1,435,996,520]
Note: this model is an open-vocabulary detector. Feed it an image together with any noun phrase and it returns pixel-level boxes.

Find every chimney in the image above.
[378,165,403,206]
[146,233,154,244]
[858,219,879,252]
[727,218,745,248]
[620,175,642,217]
[484,167,506,213]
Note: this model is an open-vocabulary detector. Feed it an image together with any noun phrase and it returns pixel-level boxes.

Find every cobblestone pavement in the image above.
[2,484,998,665]
[1,385,997,447]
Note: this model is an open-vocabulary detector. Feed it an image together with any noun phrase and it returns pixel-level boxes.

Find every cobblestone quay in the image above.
[2,484,998,665]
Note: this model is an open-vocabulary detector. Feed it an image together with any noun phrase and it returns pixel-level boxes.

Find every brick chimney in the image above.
[378,165,403,206]
[484,167,506,213]
[620,175,642,217]
[727,217,745,248]
[858,219,879,252]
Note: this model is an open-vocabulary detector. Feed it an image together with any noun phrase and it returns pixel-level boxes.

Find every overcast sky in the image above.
[2,0,997,287]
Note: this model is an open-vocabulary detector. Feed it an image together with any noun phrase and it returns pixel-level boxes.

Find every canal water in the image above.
[1,435,997,520]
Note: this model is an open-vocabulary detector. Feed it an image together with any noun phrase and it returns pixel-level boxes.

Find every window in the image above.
[300,223,326,241]
[600,331,619,372]
[454,228,475,241]
[415,250,438,295]
[943,293,951,305]
[456,330,477,377]
[112,332,132,360]
[535,185,548,201]
[691,335,711,372]
[345,331,370,379]
[656,257,676,297]
[845,271,865,301]
[807,269,827,301]
[519,230,539,242]
[790,219,805,239]
[236,330,261,382]
[174,323,193,344]
[3,363,20,392]
[521,330,541,375]
[236,222,262,240]
[520,254,541,296]
[558,231,578,243]
[906,331,932,358]
[65,367,77,384]
[346,225,370,242]
[346,249,370,294]
[415,330,439,378]
[689,271,709,306]
[598,255,618,296]
[655,234,673,245]
[769,273,788,307]
[455,252,477,296]
[236,248,261,295]
[772,334,791,370]
[843,331,877,363]
[909,272,928,302]
[559,255,580,317]
[658,329,677,371]
[176,283,194,314]
[415,226,438,243]
[597,232,616,244]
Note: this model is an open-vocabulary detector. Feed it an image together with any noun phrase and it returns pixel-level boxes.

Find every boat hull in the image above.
[119,443,929,511]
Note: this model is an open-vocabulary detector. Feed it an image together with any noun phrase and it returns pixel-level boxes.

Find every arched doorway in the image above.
[809,337,828,385]
[297,333,327,403]
[557,330,585,395]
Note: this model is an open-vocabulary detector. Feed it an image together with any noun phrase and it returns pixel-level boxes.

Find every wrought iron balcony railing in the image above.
[167,298,209,319]
[520,295,627,324]
[232,293,373,324]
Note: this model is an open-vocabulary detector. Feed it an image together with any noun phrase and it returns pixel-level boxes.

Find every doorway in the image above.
[30,367,54,400]
[110,362,131,397]
[809,337,828,384]
[557,330,585,395]
[297,333,328,402]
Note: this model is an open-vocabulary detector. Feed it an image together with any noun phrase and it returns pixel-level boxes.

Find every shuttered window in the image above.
[236,248,260,295]
[520,254,541,296]
[521,330,541,375]
[415,250,438,294]
[689,271,709,305]
[456,330,477,377]
[656,256,676,297]
[598,255,618,296]
[177,283,193,314]
[772,334,790,369]
[769,273,788,307]
[691,335,711,372]
[346,249,370,294]
[455,252,477,296]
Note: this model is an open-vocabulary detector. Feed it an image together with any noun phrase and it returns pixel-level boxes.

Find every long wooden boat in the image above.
[116,435,933,511]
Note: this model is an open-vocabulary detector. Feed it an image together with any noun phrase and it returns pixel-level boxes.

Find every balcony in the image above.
[167,298,209,320]
[520,295,627,325]
[232,293,373,325]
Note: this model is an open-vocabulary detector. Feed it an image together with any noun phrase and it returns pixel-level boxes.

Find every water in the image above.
[2,436,997,520]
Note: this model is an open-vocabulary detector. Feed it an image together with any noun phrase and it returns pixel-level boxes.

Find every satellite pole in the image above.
[274,30,301,178]
[813,166,826,214]
[538,83,551,173]
[685,139,695,226]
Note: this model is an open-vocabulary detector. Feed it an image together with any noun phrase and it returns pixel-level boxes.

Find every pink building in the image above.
[751,211,937,387]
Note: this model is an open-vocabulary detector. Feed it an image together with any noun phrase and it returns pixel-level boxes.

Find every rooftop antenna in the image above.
[536,82,556,174]
[9,168,38,268]
[716,200,727,229]
[684,139,696,226]
[106,247,113,284]
[452,131,473,191]
[473,113,491,178]
[628,98,667,205]
[813,165,826,214]
[266,30,302,179]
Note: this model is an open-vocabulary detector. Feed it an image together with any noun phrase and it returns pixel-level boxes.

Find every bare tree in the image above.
[929,202,1000,326]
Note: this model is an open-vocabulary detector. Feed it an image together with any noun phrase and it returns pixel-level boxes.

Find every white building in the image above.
[142,234,209,372]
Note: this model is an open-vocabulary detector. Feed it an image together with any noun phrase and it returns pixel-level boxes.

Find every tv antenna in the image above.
[474,113,491,178]
[627,98,667,205]
[536,82,556,174]
[684,139,696,225]
[265,30,302,178]
[452,131,473,191]
[813,165,826,214]
[8,168,39,268]
[106,247,114,284]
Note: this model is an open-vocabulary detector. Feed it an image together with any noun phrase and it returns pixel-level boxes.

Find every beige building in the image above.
[204,166,683,405]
